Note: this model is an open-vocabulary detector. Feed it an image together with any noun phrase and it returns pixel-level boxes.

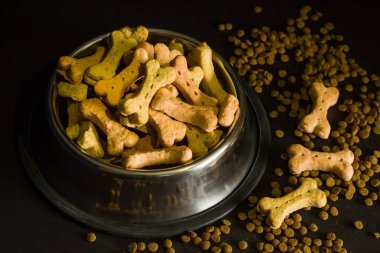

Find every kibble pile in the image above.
[85,5,379,253]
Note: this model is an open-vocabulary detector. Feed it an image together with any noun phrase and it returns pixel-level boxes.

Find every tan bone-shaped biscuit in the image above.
[186,125,224,158]
[172,55,218,111]
[257,178,327,229]
[80,98,139,155]
[118,59,176,127]
[148,108,186,147]
[122,146,192,169]
[298,80,339,139]
[151,87,218,132]
[77,121,104,158]
[57,46,105,83]
[218,94,239,127]
[187,42,228,103]
[94,48,149,107]
[288,144,354,181]
[85,31,138,83]
[154,43,183,66]
[66,100,83,140]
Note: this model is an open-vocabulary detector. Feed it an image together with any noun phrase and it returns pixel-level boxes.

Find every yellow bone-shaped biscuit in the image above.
[122,146,192,169]
[57,46,105,83]
[218,94,239,127]
[119,26,149,44]
[154,43,183,66]
[94,48,149,107]
[80,98,139,155]
[77,121,104,158]
[187,42,228,103]
[257,178,327,229]
[66,100,82,140]
[151,87,218,132]
[186,125,224,158]
[169,40,185,55]
[298,81,339,139]
[148,108,187,147]
[288,144,354,181]
[172,55,218,111]
[118,60,176,127]
[85,31,138,82]
[57,82,88,101]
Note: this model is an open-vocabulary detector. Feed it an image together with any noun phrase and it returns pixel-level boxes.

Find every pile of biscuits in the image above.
[55,26,239,170]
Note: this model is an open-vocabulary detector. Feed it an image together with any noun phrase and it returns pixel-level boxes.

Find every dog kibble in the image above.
[238,240,248,249]
[354,220,364,230]
[147,242,159,252]
[86,232,96,243]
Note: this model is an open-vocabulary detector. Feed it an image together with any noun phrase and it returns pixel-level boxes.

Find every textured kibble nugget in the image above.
[57,81,88,101]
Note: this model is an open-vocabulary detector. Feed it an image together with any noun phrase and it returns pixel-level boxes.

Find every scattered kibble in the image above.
[238,240,248,249]
[86,232,96,243]
[354,220,364,230]
[275,129,285,138]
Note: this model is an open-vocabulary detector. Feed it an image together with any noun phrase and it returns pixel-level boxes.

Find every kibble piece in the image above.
[354,220,364,230]
[275,130,285,138]
[330,206,339,216]
[254,6,263,14]
[201,240,211,250]
[147,242,159,252]
[269,110,279,119]
[274,167,284,176]
[225,23,233,31]
[181,234,191,243]
[163,239,173,248]
[278,242,288,252]
[211,246,222,253]
[374,232,380,239]
[217,23,226,31]
[245,222,255,232]
[220,225,230,235]
[238,240,248,250]
[192,236,202,245]
[237,212,248,221]
[308,223,319,232]
[86,232,97,243]
[137,242,146,251]
[128,242,138,253]
[222,244,233,253]
[319,210,329,220]
[211,233,221,243]
[264,243,274,252]
[284,228,295,237]
[364,198,373,206]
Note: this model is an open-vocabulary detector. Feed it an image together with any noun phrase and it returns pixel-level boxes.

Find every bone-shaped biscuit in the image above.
[154,43,182,65]
[298,81,339,139]
[122,146,192,169]
[257,178,327,229]
[80,98,139,155]
[119,26,149,44]
[118,60,176,127]
[77,121,104,158]
[57,82,88,101]
[187,42,228,103]
[172,55,218,111]
[85,31,138,83]
[151,87,218,132]
[148,108,187,147]
[169,40,185,55]
[138,42,154,60]
[218,94,239,127]
[57,46,105,84]
[66,100,82,140]
[186,125,224,158]
[94,48,149,107]
[287,144,354,181]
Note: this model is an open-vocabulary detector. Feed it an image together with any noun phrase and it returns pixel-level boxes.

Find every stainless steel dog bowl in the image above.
[18,28,271,238]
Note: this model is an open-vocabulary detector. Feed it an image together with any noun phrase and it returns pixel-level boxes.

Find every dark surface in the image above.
[1,0,380,252]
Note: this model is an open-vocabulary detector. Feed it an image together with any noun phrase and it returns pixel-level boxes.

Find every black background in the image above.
[1,0,380,252]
